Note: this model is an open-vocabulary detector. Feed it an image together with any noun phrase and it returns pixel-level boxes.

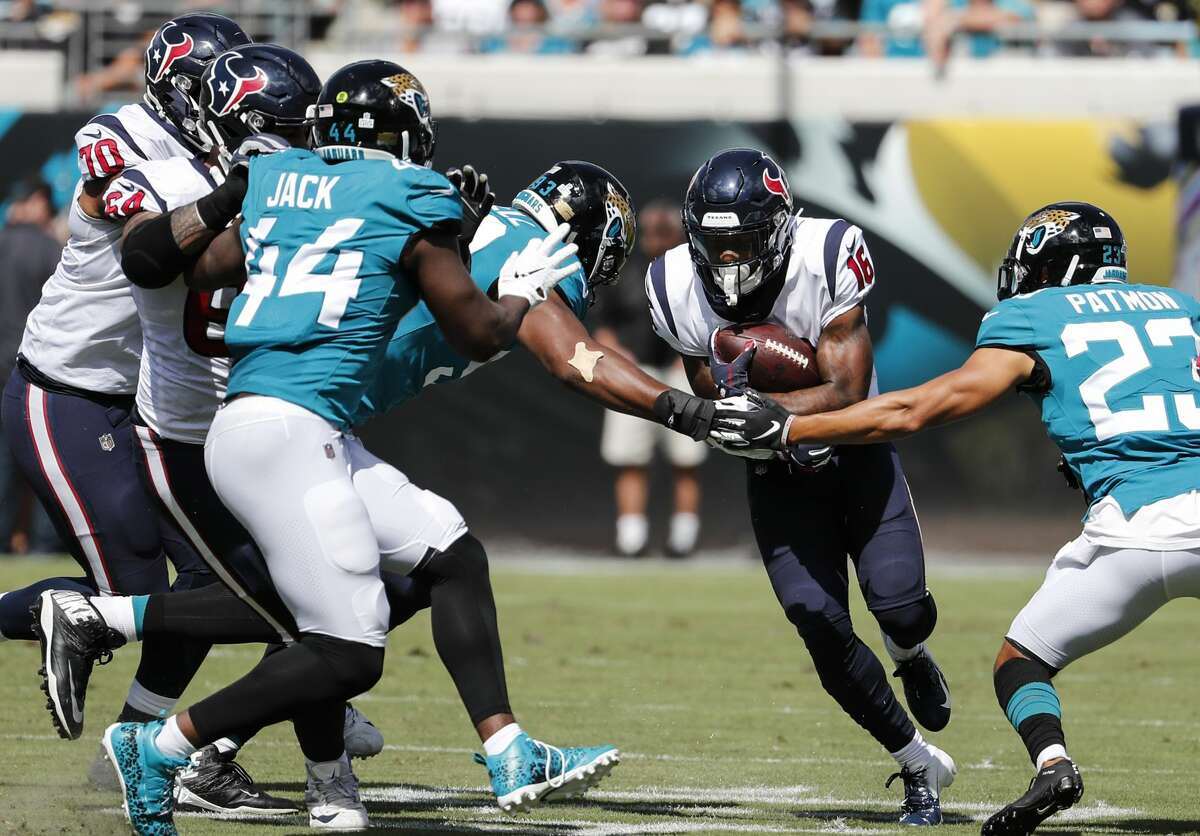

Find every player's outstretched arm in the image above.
[407,231,541,362]
[711,347,1035,449]
[767,306,873,416]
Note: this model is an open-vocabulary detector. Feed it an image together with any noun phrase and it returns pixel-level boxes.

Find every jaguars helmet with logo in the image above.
[998,201,1128,300]
[683,148,795,321]
[144,13,251,152]
[308,60,436,166]
[512,161,636,300]
[198,44,321,168]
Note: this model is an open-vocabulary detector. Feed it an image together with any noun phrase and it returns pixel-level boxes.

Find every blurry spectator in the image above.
[681,0,753,53]
[549,0,602,27]
[434,0,510,33]
[0,180,61,555]
[75,27,152,103]
[1058,0,1157,55]
[858,0,925,55]
[585,0,651,54]
[924,0,1034,61]
[592,199,707,558]
[1,0,48,22]
[480,0,577,52]
[397,0,469,52]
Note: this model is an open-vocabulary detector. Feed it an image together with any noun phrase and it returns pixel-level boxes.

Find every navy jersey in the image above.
[355,205,586,422]
[225,149,461,429]
[977,282,1200,514]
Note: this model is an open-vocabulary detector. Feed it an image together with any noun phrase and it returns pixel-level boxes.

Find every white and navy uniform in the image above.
[0,103,209,601]
[645,215,935,754]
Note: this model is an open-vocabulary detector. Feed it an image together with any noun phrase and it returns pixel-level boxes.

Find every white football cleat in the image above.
[305,754,368,831]
[343,702,383,759]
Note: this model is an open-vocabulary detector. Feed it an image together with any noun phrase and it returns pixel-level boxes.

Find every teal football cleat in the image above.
[473,733,620,813]
[103,721,190,836]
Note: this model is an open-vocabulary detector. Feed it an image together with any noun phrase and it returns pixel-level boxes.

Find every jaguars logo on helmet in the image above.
[512,161,636,301]
[142,13,251,151]
[998,201,1127,300]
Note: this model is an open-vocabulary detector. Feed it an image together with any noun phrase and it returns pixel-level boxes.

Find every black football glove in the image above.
[653,388,716,441]
[446,164,494,255]
[708,331,754,396]
[709,388,793,451]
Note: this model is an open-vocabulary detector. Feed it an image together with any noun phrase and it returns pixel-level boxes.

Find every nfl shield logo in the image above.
[99,433,115,452]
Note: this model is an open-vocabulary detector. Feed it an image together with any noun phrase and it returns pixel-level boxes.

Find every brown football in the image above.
[712,322,821,393]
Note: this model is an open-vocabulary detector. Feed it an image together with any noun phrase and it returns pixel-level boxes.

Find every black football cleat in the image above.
[982,759,1084,836]
[175,745,297,816]
[893,648,952,732]
[32,590,125,740]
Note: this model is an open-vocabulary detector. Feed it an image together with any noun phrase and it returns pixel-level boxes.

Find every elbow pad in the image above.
[122,212,187,289]
[653,388,715,441]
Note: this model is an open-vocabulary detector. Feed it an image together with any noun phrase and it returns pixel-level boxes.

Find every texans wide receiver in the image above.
[645,148,955,824]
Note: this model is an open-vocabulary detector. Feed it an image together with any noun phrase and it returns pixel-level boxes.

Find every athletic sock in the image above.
[1035,743,1069,770]
[882,632,923,663]
[90,595,144,643]
[889,729,930,772]
[155,715,197,760]
[995,656,1067,765]
[668,512,700,554]
[124,679,177,719]
[482,723,524,756]
[615,514,648,556]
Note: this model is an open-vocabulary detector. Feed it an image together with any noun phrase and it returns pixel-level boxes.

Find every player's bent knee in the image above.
[305,633,386,696]
[418,533,490,585]
[874,593,937,649]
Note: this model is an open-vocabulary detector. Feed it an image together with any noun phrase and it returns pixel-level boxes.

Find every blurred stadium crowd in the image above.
[0,0,1196,100]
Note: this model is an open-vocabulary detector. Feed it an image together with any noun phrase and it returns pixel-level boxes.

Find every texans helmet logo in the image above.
[762,164,792,206]
[206,51,269,117]
[147,21,195,83]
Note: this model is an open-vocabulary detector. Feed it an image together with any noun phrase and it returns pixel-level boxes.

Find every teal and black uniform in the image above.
[225,148,462,429]
[355,204,586,422]
[976,282,1200,515]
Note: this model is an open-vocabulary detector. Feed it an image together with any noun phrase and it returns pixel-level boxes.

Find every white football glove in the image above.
[497,223,579,308]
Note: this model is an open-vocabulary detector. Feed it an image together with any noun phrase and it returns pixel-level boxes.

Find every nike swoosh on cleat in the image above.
[312,813,341,823]
[67,661,84,724]
[752,421,781,441]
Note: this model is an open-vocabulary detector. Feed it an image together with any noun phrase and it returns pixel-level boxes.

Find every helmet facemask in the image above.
[689,209,791,308]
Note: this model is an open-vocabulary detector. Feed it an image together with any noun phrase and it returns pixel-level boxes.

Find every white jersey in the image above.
[646,215,879,393]
[104,156,231,444]
[18,103,194,394]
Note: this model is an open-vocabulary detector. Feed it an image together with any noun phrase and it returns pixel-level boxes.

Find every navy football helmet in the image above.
[512,161,636,300]
[309,60,437,166]
[144,13,251,152]
[998,201,1128,300]
[683,148,795,321]
[198,44,321,168]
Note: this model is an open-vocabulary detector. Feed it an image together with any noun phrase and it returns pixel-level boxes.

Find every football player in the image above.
[645,148,956,824]
[91,59,601,836]
[709,202,1200,835]
[0,12,297,812]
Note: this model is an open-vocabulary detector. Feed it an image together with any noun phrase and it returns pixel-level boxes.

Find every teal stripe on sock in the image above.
[1005,682,1061,728]
[130,595,149,640]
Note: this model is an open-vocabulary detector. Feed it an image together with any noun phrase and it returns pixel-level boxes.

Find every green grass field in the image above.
[1,554,1197,835]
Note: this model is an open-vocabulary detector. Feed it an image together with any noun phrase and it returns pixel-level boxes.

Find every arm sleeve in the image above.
[75,116,152,181]
[822,223,876,328]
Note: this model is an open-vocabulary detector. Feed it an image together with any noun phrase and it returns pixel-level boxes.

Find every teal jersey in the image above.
[355,205,587,421]
[225,149,461,429]
[976,283,1200,514]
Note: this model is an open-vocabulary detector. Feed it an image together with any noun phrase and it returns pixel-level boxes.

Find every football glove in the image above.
[653,388,716,441]
[786,442,834,472]
[196,133,291,230]
[709,389,794,451]
[446,164,494,249]
[708,330,754,396]
[497,223,579,308]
